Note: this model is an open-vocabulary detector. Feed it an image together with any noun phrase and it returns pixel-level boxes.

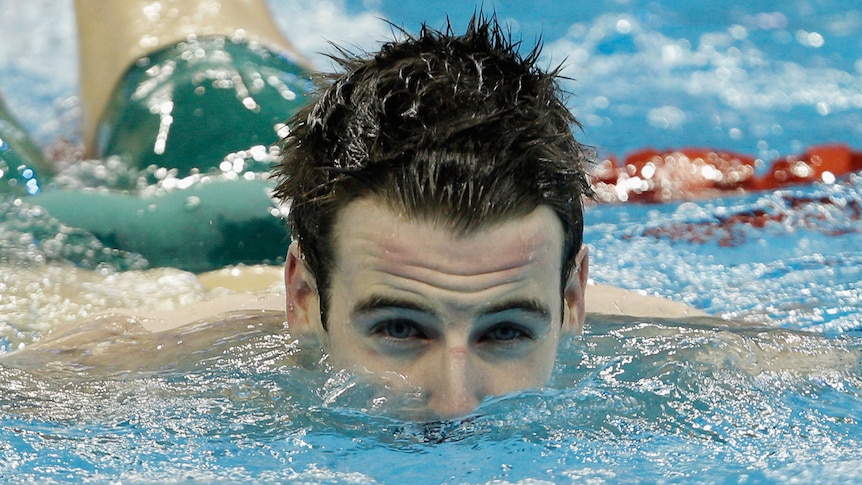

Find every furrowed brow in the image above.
[351,295,435,316]
[481,298,552,320]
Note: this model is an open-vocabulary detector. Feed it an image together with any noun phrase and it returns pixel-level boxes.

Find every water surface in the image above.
[1,0,862,483]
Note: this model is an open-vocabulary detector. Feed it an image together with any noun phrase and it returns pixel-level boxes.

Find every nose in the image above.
[425,345,485,418]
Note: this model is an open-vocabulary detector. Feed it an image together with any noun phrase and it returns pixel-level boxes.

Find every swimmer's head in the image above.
[272,14,593,320]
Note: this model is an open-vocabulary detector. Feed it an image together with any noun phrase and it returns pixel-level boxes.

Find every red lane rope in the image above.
[592,144,862,246]
[591,143,862,203]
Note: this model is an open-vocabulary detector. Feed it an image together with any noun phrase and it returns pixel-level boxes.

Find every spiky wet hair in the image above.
[272,14,593,323]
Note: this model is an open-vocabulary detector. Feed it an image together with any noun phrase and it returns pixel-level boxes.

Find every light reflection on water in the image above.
[3,314,862,483]
[585,173,862,333]
[3,170,859,481]
[2,1,861,157]
[1,0,862,482]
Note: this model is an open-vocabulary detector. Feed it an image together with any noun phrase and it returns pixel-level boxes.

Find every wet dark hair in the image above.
[272,14,593,324]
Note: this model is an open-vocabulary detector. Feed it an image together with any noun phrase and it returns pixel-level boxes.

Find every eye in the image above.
[373,319,424,340]
[482,323,530,343]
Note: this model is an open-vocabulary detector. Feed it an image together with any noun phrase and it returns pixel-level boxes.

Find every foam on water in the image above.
[585,173,862,333]
[3,315,862,483]
[2,1,860,157]
[538,2,862,157]
[2,0,862,482]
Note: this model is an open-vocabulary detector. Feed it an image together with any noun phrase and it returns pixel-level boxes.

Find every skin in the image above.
[4,203,709,394]
[286,197,589,419]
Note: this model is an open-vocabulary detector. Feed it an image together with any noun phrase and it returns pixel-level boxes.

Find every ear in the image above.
[284,242,324,338]
[562,245,589,335]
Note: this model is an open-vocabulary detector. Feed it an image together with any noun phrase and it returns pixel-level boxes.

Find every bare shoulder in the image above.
[2,265,288,372]
[132,292,285,333]
[132,264,286,333]
[586,282,709,319]
[75,269,710,334]
[140,276,709,333]
[143,273,709,332]
[77,281,708,335]
[9,303,287,374]
[2,270,709,374]
[11,266,707,362]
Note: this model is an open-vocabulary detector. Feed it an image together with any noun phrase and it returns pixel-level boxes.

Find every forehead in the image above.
[330,198,565,291]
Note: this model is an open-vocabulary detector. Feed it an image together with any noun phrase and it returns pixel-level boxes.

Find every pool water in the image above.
[2,0,862,483]
[3,313,862,483]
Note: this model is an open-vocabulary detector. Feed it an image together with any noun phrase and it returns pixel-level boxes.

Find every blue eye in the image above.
[376,319,422,340]
[485,324,528,342]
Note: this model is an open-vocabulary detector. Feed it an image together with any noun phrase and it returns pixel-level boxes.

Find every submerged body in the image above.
[3,265,860,483]
[0,7,713,422]
[3,0,862,482]
[5,263,705,373]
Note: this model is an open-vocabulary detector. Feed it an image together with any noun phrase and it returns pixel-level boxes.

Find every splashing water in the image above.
[1,0,862,483]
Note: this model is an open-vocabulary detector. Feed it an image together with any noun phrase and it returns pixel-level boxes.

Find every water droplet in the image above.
[184,196,201,210]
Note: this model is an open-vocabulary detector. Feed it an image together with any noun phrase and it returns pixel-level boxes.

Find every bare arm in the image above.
[137,267,710,334]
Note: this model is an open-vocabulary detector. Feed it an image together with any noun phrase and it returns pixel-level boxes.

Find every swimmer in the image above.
[2,0,316,269]
[4,4,707,419]
[73,0,314,175]
[267,16,713,418]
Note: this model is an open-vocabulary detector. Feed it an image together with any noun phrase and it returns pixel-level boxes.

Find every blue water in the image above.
[2,0,862,483]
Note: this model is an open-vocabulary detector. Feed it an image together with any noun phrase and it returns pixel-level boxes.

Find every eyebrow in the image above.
[482,298,552,320]
[351,295,552,320]
[352,295,435,316]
